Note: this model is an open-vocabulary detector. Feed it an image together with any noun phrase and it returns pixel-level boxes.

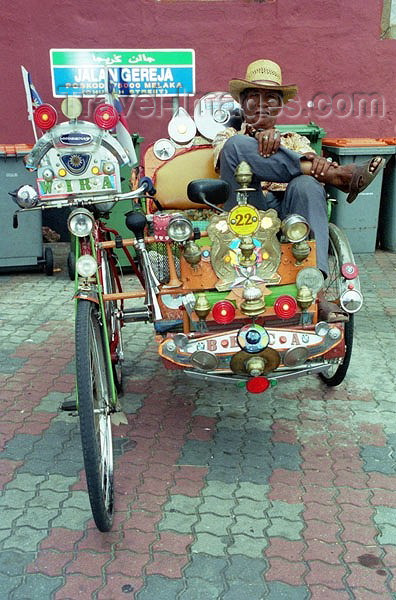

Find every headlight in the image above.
[340,288,363,313]
[167,215,193,242]
[76,254,97,278]
[281,214,310,243]
[296,267,325,295]
[15,185,38,209]
[67,208,94,237]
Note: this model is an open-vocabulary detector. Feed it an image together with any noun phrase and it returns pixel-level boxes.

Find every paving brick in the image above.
[225,554,267,583]
[179,578,225,599]
[336,487,371,506]
[367,473,396,490]
[190,533,227,556]
[269,468,303,486]
[26,549,73,576]
[268,483,303,504]
[195,513,231,536]
[231,514,269,538]
[51,506,92,530]
[267,517,304,541]
[303,520,341,544]
[2,526,48,552]
[16,507,60,529]
[0,550,35,575]
[266,556,307,585]
[338,504,374,525]
[346,564,390,593]
[0,573,20,598]
[12,573,64,600]
[340,521,380,545]
[305,561,347,589]
[303,540,343,563]
[222,580,268,600]
[268,500,304,521]
[266,581,309,599]
[234,497,269,517]
[54,574,102,599]
[227,534,268,558]
[303,502,339,523]
[145,552,188,578]
[265,537,305,561]
[122,511,161,533]
[309,586,350,599]
[162,494,201,515]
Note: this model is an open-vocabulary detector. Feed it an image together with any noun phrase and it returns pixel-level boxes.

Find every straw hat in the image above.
[229,59,298,104]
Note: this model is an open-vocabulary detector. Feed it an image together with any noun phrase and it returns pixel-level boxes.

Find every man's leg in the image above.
[281,175,329,276]
[220,135,302,210]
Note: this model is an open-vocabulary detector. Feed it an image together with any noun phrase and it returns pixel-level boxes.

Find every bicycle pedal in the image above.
[60,400,78,412]
[111,411,128,426]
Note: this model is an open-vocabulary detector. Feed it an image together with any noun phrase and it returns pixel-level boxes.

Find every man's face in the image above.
[241,89,283,129]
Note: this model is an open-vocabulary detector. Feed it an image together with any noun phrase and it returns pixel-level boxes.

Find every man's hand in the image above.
[256,129,281,157]
[303,152,338,178]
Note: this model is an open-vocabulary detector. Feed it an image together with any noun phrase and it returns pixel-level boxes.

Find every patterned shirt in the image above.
[212,123,314,192]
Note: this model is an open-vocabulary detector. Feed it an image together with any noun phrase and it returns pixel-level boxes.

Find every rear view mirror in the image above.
[187,179,230,207]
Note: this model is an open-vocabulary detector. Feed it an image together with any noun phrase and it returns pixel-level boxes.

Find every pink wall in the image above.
[1,0,395,153]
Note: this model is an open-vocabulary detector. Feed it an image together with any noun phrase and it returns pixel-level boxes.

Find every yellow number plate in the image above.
[228,205,260,236]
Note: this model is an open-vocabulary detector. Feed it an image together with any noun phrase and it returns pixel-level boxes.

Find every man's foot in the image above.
[321,157,385,203]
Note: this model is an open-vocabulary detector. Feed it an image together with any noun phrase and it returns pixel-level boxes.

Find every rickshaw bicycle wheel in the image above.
[319,223,354,387]
[75,299,114,531]
[101,249,123,393]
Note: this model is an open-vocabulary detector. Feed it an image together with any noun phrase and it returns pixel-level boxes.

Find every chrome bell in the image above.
[239,236,256,266]
[183,240,201,266]
[296,285,314,310]
[234,161,253,188]
[194,292,211,320]
[292,241,311,263]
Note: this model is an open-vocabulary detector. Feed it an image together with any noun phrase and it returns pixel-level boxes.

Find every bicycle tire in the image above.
[75,299,114,531]
[319,224,355,386]
[319,314,354,386]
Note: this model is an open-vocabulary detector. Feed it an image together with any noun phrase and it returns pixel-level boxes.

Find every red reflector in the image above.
[212,300,236,324]
[341,263,359,279]
[246,376,270,394]
[34,104,58,131]
[274,295,298,319]
[93,104,119,130]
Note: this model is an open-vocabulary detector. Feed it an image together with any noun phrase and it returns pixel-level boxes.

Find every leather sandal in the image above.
[342,157,385,204]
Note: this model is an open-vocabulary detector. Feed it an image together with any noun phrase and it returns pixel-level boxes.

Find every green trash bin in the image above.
[322,139,395,253]
[276,121,327,155]
[0,144,43,270]
[104,133,144,267]
[378,139,396,252]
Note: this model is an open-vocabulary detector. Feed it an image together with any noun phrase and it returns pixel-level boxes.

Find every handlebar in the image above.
[13,179,155,213]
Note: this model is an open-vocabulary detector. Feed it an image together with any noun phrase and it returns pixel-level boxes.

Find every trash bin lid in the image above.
[0,143,34,157]
[322,137,389,147]
[277,121,326,141]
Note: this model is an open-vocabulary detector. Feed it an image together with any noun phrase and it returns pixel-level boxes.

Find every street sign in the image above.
[50,49,195,97]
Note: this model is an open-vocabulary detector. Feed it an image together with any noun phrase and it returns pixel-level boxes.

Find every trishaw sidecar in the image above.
[14,98,362,532]
[132,139,361,393]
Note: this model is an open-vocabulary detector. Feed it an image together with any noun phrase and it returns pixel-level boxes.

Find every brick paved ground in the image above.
[0,243,396,599]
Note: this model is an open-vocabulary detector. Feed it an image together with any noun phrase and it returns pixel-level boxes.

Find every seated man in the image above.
[213,59,384,278]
